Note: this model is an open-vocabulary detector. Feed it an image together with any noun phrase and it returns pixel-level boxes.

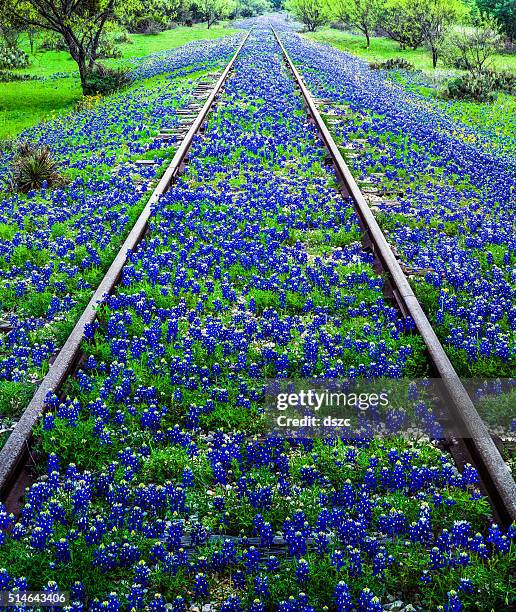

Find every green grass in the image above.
[306,28,516,73]
[0,24,236,140]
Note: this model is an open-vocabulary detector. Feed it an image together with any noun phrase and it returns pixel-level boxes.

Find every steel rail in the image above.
[271,27,516,526]
[0,29,252,502]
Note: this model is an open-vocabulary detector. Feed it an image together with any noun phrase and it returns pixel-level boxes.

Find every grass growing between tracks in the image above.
[0,24,236,140]
[0,29,514,612]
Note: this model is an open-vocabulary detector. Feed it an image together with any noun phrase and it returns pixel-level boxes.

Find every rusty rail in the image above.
[272,26,516,526]
[0,29,252,502]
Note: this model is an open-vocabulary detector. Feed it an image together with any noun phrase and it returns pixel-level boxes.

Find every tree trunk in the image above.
[432,47,438,69]
[74,50,90,94]
[365,30,370,48]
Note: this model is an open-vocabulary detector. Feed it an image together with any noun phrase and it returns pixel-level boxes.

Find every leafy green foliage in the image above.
[191,0,237,28]
[475,0,516,41]
[380,0,427,49]
[331,0,384,48]
[237,0,272,17]
[285,0,329,31]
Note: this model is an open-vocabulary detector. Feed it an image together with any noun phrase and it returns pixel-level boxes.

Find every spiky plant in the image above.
[10,143,66,193]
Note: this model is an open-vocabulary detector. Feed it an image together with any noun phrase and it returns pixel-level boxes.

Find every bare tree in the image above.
[442,14,503,76]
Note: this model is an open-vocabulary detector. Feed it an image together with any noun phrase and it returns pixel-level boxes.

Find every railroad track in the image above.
[0,28,252,513]
[271,27,516,527]
[0,22,514,552]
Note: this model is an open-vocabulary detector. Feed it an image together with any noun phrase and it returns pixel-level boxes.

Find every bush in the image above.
[488,70,516,96]
[129,19,166,35]
[83,65,131,95]
[39,34,68,52]
[9,143,66,193]
[443,74,496,102]
[369,57,415,71]
[0,45,30,70]
[113,31,133,44]
[97,37,122,59]
[441,16,503,78]
[0,70,38,82]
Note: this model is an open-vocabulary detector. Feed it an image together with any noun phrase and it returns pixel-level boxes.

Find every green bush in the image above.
[83,65,131,95]
[488,69,516,95]
[97,37,123,59]
[0,45,30,69]
[39,34,68,51]
[113,31,133,44]
[369,57,415,71]
[9,143,66,193]
[443,74,496,102]
[129,18,166,35]
[0,70,37,82]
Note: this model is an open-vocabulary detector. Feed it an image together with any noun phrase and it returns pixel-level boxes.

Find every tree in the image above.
[380,0,427,49]
[332,0,385,48]
[237,0,272,18]
[475,0,516,41]
[0,9,25,48]
[420,0,465,68]
[193,0,236,28]
[118,0,175,33]
[285,0,329,31]
[0,0,125,92]
[442,13,503,75]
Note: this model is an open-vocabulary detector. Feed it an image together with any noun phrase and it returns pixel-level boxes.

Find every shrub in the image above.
[39,34,68,52]
[83,65,131,95]
[443,74,496,102]
[9,143,66,193]
[0,70,38,82]
[113,31,133,44]
[97,37,122,59]
[441,16,503,78]
[129,19,166,35]
[369,57,415,71]
[0,45,30,70]
[488,70,516,96]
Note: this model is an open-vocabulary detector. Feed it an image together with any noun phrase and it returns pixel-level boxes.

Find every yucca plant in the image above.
[10,143,66,193]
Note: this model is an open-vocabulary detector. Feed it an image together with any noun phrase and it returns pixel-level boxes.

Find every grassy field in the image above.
[307,28,516,154]
[0,24,235,140]
[307,28,516,73]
